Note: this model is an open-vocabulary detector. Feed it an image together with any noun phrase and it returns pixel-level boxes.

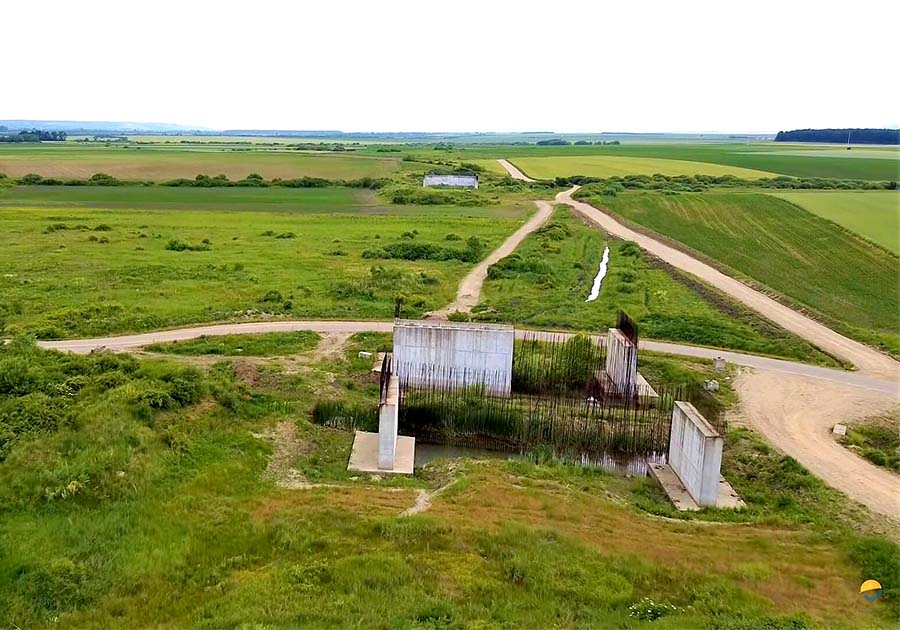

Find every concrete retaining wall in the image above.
[605,328,637,397]
[393,320,514,395]
[668,401,723,507]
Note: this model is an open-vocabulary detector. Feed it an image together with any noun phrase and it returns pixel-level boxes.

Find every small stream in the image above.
[415,443,665,477]
[585,245,610,302]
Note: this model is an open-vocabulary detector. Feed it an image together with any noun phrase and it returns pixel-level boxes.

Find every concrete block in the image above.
[668,401,723,507]
[358,351,373,359]
[649,462,745,511]
[713,357,726,370]
[348,431,415,475]
[832,423,847,436]
[377,374,400,470]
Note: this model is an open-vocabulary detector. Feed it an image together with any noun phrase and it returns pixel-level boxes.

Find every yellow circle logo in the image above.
[860,580,882,604]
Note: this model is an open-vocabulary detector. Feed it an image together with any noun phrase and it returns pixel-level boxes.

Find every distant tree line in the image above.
[0,129,67,142]
[774,128,900,145]
[0,172,387,189]
[536,138,620,146]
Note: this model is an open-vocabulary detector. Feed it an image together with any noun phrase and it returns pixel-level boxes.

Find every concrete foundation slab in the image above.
[649,463,745,511]
[347,431,415,475]
[595,370,659,403]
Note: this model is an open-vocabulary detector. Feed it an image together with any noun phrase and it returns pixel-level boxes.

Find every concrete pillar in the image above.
[668,401,723,507]
[605,328,637,397]
[377,375,400,470]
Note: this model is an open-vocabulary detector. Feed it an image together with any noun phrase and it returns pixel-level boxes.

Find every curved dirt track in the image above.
[428,200,553,318]
[497,159,535,182]
[556,186,900,519]
[557,187,900,383]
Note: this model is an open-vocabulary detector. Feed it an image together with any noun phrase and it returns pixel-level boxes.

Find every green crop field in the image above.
[474,206,835,364]
[578,190,900,354]
[0,144,400,180]
[506,155,775,179]
[0,187,527,339]
[405,143,899,180]
[766,191,900,253]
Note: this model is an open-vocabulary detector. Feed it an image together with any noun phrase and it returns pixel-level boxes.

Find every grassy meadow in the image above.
[578,189,900,355]
[1,336,897,629]
[145,331,321,356]
[474,206,836,364]
[0,144,400,180]
[0,187,528,339]
[767,190,900,253]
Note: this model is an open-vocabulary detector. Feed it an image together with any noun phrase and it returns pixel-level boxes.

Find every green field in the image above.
[145,331,321,356]
[1,338,897,629]
[0,144,400,180]
[506,155,776,179]
[408,143,899,180]
[767,191,900,253]
[578,190,900,354]
[474,206,835,363]
[0,187,527,338]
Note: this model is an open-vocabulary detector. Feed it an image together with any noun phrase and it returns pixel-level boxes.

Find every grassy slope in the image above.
[413,143,900,180]
[145,331,321,356]
[0,144,400,180]
[0,188,527,338]
[1,339,897,629]
[583,191,900,355]
[766,191,900,254]
[507,155,775,179]
[474,206,835,364]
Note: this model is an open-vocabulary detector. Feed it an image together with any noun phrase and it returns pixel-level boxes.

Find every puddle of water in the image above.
[585,245,610,302]
[415,443,665,477]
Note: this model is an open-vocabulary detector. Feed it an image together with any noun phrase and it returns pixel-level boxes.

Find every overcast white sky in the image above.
[3,0,898,133]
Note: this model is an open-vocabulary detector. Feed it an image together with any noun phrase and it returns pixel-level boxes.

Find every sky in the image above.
[3,0,899,134]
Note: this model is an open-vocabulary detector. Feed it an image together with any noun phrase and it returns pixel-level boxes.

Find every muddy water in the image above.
[414,443,665,477]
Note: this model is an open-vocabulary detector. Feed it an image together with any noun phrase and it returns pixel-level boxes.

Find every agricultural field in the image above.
[474,206,836,364]
[766,191,900,253]
[0,186,528,339]
[1,336,897,629]
[505,155,776,179]
[577,189,900,354]
[405,142,900,180]
[0,144,400,180]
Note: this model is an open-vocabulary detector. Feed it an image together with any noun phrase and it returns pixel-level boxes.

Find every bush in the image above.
[165,239,210,252]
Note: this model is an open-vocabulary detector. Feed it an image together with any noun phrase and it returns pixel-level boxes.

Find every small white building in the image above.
[423,174,478,188]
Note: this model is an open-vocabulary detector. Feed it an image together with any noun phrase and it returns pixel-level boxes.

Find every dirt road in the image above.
[497,159,535,182]
[733,371,898,518]
[428,200,553,318]
[557,187,899,519]
[557,186,900,383]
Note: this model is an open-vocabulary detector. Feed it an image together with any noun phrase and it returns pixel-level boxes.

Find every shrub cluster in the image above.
[14,172,387,189]
[165,239,210,252]
[569,173,896,193]
[311,400,377,431]
[363,236,485,264]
